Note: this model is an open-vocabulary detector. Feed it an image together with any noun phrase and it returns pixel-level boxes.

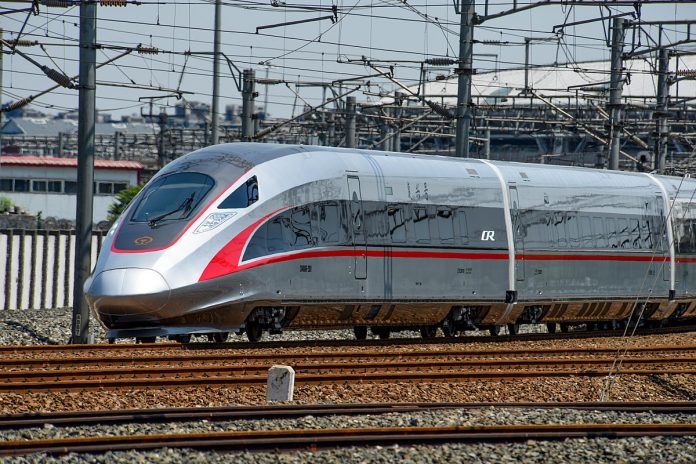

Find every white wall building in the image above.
[0,156,143,222]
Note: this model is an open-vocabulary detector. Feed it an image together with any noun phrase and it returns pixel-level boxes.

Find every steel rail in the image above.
[2,402,695,430]
[1,368,695,393]
[1,324,694,354]
[2,355,695,383]
[2,423,695,456]
[2,344,694,368]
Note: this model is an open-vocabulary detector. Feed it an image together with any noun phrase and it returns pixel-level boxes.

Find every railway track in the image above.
[1,344,694,392]
[2,422,694,456]
[1,344,692,368]
[2,323,694,354]
[3,402,695,429]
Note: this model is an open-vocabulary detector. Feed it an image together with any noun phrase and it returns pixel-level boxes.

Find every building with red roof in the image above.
[0,156,144,223]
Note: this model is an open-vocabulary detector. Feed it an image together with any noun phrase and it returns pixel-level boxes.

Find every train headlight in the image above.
[194,212,236,234]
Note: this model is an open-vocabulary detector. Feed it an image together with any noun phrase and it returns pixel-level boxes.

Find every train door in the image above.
[655,194,671,282]
[347,175,367,279]
[509,185,525,281]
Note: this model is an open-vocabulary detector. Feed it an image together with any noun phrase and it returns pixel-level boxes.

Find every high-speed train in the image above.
[85,143,696,342]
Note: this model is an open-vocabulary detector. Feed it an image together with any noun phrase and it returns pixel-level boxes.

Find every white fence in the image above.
[0,230,107,310]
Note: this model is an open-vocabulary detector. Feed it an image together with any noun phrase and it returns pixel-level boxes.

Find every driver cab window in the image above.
[219,176,259,209]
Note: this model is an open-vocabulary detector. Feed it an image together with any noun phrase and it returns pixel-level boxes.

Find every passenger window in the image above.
[388,206,406,243]
[580,216,593,247]
[522,210,546,249]
[414,207,430,244]
[547,214,557,248]
[593,217,606,248]
[364,205,385,243]
[555,213,566,248]
[630,219,641,249]
[607,218,617,248]
[267,217,287,253]
[617,218,630,248]
[567,214,580,247]
[437,208,454,245]
[244,223,266,260]
[219,176,259,209]
[318,203,340,244]
[289,206,312,247]
[641,219,653,249]
[456,209,469,245]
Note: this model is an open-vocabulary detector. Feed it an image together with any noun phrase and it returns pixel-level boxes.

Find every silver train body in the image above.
[85,143,696,340]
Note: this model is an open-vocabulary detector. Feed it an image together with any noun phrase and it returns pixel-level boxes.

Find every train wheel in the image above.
[354,326,368,340]
[208,332,229,343]
[546,323,557,334]
[560,323,570,333]
[108,338,116,344]
[246,322,263,342]
[507,323,520,335]
[420,326,438,338]
[441,320,457,337]
[175,334,191,344]
[489,325,500,336]
[136,337,156,344]
[372,327,391,339]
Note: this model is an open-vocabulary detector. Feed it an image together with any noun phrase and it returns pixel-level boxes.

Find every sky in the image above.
[2,0,696,121]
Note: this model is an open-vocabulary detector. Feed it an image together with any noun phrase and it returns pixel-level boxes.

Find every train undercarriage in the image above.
[123,297,696,343]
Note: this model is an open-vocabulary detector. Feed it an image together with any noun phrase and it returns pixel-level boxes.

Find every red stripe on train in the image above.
[200,231,677,282]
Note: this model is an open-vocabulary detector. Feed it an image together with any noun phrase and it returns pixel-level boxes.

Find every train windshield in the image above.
[131,172,215,225]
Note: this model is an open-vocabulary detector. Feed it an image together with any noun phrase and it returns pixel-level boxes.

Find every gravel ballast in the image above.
[0,308,694,462]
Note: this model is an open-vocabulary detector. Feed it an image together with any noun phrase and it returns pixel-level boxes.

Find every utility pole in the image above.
[0,29,3,155]
[454,0,475,158]
[241,69,255,141]
[263,65,270,118]
[392,94,402,152]
[380,111,390,151]
[484,128,491,159]
[113,130,121,160]
[71,0,97,344]
[524,38,531,94]
[345,96,356,148]
[327,112,335,146]
[57,132,65,157]
[210,0,221,145]
[607,17,625,171]
[158,110,167,168]
[654,47,670,173]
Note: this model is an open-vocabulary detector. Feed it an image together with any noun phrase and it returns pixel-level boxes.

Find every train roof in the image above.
[167,143,696,194]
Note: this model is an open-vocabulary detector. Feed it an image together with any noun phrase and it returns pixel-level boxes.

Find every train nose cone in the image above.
[86,268,171,317]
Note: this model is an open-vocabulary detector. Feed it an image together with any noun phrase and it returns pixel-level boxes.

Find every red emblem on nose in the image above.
[134,236,154,245]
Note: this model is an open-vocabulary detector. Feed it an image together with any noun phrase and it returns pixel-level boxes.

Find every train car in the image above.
[84,143,696,342]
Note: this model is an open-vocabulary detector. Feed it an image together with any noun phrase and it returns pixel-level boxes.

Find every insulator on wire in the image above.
[4,97,32,112]
[137,45,159,55]
[426,100,453,119]
[41,0,71,7]
[677,69,696,77]
[100,0,127,5]
[425,58,456,66]
[14,40,38,47]
[41,66,75,89]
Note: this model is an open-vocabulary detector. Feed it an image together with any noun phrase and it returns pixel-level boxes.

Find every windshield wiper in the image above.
[148,193,195,228]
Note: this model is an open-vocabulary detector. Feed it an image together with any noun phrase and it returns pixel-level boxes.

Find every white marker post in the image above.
[267,365,295,402]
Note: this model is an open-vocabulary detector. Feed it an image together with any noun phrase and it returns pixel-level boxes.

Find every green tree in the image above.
[107,184,144,222]
[0,196,12,213]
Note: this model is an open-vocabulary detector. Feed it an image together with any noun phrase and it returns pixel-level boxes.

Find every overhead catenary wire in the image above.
[2,0,694,133]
